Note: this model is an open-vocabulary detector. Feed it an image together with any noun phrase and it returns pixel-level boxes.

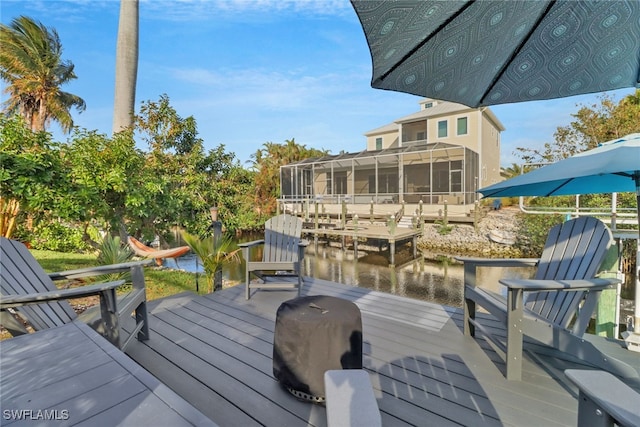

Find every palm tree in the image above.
[181,231,240,294]
[0,16,85,133]
[500,163,523,179]
[112,0,139,133]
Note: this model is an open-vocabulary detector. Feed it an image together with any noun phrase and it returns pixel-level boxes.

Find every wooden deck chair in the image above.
[0,237,152,350]
[239,214,308,300]
[457,216,634,380]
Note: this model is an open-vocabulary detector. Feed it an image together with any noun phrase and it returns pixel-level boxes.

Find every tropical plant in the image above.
[500,163,523,179]
[249,138,327,217]
[96,234,133,283]
[134,95,256,235]
[60,127,144,242]
[0,16,85,133]
[181,231,241,294]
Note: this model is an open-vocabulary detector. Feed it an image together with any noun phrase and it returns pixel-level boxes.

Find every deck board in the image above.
[1,321,215,426]
[125,279,640,426]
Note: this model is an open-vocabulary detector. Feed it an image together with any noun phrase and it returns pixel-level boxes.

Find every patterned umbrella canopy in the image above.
[351,0,640,107]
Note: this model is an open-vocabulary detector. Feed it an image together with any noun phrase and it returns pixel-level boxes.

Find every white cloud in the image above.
[140,0,353,22]
[168,66,365,111]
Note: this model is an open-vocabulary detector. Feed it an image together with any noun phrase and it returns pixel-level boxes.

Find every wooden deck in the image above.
[303,226,421,266]
[124,279,640,427]
[1,321,214,426]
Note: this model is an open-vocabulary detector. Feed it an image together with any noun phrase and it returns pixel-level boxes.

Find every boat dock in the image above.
[303,225,422,266]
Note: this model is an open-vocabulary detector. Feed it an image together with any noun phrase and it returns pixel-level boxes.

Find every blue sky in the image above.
[1,0,635,167]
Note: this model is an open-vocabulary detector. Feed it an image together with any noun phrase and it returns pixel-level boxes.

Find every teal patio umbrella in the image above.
[478,133,640,207]
[478,133,640,351]
[351,0,640,107]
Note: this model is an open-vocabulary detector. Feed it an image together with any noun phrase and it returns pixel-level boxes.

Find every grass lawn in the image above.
[32,249,202,301]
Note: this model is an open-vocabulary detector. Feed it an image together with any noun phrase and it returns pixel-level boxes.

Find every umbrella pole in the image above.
[623,176,640,352]
[634,185,640,335]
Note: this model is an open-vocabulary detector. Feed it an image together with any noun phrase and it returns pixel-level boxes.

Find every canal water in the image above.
[163,243,534,308]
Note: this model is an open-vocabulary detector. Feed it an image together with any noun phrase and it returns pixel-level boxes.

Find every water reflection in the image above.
[164,245,534,308]
[303,246,466,307]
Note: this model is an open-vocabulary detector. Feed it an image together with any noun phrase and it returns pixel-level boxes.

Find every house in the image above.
[280,99,504,210]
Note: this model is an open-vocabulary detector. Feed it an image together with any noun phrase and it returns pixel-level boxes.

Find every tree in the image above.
[500,163,523,179]
[61,128,144,242]
[0,16,85,133]
[0,115,63,237]
[134,95,255,236]
[112,0,139,133]
[250,139,327,217]
[515,90,640,164]
[512,90,639,237]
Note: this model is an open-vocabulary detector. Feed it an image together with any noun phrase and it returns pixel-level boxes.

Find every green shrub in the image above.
[515,213,564,257]
[30,222,91,253]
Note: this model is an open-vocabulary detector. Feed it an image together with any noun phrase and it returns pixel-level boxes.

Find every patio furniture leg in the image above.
[99,287,120,348]
[506,287,524,381]
[132,264,149,341]
[462,261,477,337]
[464,297,475,337]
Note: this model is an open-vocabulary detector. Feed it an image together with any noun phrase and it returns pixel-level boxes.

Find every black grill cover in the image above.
[273,295,363,400]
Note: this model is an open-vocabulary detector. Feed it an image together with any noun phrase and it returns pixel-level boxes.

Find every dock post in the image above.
[353,214,359,258]
[474,201,479,232]
[314,201,319,229]
[390,240,396,266]
[370,199,374,224]
[342,200,347,227]
[443,201,448,227]
[388,213,396,235]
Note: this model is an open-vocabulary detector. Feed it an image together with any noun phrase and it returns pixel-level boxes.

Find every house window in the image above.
[424,102,433,109]
[417,131,425,141]
[438,120,447,138]
[457,117,468,135]
[375,137,383,150]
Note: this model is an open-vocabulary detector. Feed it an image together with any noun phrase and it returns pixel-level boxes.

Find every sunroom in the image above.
[280,142,479,207]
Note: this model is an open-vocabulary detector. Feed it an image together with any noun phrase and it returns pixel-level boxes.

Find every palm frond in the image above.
[182,231,241,293]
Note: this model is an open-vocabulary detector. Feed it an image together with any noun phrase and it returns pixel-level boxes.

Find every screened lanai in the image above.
[280,142,479,206]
